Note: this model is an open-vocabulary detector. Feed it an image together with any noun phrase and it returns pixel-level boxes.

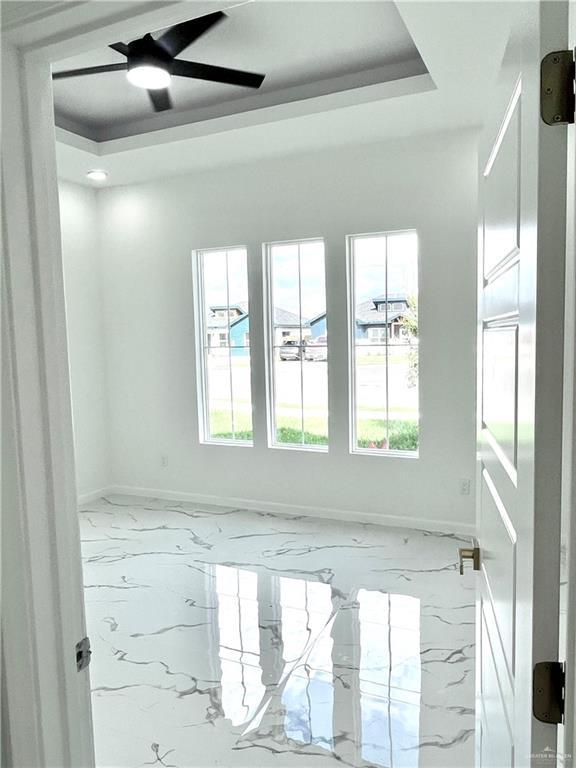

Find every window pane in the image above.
[197,247,253,443]
[206,352,232,438]
[351,232,418,453]
[354,345,388,449]
[268,240,328,448]
[231,355,253,441]
[387,233,419,452]
[302,356,328,446]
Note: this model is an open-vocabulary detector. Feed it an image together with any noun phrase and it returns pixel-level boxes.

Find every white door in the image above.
[476,2,569,765]
[559,0,576,759]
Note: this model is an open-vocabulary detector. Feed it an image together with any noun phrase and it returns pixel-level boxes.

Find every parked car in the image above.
[279,337,303,361]
[305,335,328,361]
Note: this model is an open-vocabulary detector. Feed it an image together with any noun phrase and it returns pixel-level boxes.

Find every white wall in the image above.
[59,182,110,497]
[80,129,478,529]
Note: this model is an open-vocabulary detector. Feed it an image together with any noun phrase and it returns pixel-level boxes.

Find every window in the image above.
[266,239,328,449]
[368,327,387,344]
[195,247,253,444]
[349,231,418,454]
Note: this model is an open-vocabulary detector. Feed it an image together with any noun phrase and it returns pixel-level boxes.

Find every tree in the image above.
[401,296,418,388]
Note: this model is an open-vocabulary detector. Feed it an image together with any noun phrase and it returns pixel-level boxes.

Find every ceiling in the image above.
[53,1,517,188]
[53,1,426,142]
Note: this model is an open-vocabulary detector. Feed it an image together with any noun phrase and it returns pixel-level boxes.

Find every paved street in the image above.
[205,351,418,423]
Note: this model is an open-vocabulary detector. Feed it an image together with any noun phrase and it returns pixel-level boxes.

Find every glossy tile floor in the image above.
[80,495,476,768]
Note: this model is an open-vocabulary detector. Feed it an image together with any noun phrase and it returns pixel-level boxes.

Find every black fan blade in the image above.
[109,42,129,56]
[171,59,265,89]
[156,11,226,58]
[148,88,172,112]
[53,63,127,80]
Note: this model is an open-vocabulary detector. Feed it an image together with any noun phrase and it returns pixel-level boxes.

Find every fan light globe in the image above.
[127,65,171,90]
[86,169,108,182]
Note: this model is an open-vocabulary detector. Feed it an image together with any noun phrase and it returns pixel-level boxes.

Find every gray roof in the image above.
[355,300,407,327]
[273,307,308,327]
[371,293,409,304]
[206,304,305,329]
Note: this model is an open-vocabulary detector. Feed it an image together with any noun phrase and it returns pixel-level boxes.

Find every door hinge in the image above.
[458,546,480,574]
[533,661,565,724]
[541,50,575,125]
[76,636,92,672]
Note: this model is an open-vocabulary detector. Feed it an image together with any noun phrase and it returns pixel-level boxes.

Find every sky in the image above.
[353,232,418,304]
[201,232,418,319]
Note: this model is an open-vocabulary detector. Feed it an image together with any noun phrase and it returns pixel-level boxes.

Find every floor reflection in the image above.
[81,497,475,767]
[359,590,421,768]
[214,567,421,765]
[215,565,265,726]
[280,577,334,751]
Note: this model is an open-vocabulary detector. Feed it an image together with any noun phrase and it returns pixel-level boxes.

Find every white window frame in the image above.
[193,246,252,447]
[347,230,419,458]
[263,238,328,452]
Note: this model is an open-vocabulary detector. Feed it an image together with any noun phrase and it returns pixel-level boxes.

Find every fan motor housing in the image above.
[127,34,172,75]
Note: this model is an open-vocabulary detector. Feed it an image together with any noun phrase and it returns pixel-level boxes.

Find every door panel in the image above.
[480,608,514,767]
[482,325,518,470]
[483,261,519,320]
[477,1,568,764]
[480,469,517,678]
[483,106,520,279]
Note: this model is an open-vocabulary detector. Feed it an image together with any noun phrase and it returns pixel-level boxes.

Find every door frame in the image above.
[1,3,237,765]
[561,0,576,756]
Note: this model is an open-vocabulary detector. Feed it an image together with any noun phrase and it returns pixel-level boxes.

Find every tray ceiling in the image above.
[52,1,427,142]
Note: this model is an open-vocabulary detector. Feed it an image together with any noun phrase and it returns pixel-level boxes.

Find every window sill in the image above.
[201,438,253,448]
[350,448,419,459]
[269,442,328,454]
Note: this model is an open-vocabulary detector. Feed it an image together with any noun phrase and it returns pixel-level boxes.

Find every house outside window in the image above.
[194,246,253,444]
[265,239,328,449]
[349,231,419,453]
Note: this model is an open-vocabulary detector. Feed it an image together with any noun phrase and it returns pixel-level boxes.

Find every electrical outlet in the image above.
[161,454,169,468]
[459,478,471,496]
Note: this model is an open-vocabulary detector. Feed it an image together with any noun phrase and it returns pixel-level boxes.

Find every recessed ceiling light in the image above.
[126,65,171,90]
[86,169,108,182]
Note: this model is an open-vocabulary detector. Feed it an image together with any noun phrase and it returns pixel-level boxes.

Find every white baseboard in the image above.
[81,484,476,538]
[78,487,113,506]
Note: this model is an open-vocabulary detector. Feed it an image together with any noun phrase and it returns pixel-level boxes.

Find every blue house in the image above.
[309,312,327,338]
[206,304,303,356]
[307,294,412,344]
[355,294,411,343]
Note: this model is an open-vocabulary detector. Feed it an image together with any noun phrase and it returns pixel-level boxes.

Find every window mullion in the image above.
[384,236,390,450]
[298,243,305,444]
[225,250,235,440]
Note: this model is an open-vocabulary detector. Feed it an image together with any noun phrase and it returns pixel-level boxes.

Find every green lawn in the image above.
[209,411,418,451]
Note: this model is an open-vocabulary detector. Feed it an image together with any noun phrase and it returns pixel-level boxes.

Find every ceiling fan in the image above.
[52,11,266,112]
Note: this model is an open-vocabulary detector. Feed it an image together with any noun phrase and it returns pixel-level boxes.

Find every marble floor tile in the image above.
[80,495,476,768]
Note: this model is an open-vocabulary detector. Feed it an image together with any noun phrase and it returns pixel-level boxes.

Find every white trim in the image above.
[86,485,477,538]
[77,487,114,507]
